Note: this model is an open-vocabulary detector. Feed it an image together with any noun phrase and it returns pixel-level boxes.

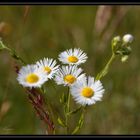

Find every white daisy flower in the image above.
[36,58,59,79]
[17,64,48,88]
[58,48,88,65]
[70,76,105,106]
[54,65,85,86]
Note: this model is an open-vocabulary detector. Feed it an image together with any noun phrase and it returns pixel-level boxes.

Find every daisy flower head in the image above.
[17,64,48,88]
[58,48,88,65]
[36,58,59,79]
[70,76,105,106]
[54,65,85,86]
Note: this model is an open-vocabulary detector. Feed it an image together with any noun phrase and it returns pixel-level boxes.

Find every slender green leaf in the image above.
[60,93,67,104]
[72,113,84,134]
[57,117,66,127]
[67,106,82,115]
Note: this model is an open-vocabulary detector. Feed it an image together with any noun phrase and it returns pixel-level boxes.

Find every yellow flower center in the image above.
[26,73,39,83]
[68,56,78,63]
[64,74,76,84]
[44,66,52,74]
[81,87,94,98]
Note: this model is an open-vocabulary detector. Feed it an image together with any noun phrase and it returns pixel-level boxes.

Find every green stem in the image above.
[72,106,85,134]
[96,53,116,80]
[67,105,82,115]
[67,89,71,114]
[0,41,26,65]
[65,87,71,134]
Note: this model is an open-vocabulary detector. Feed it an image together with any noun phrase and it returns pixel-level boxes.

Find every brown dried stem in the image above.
[14,64,55,134]
[26,88,55,134]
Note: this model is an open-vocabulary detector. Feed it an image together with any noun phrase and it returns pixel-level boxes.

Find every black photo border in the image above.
[0,0,140,138]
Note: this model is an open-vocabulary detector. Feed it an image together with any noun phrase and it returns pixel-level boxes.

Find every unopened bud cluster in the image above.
[111,34,134,62]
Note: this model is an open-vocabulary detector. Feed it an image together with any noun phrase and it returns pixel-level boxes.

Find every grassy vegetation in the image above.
[0,6,140,134]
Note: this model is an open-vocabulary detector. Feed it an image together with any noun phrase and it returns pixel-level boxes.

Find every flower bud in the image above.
[113,36,121,42]
[0,40,6,50]
[121,55,129,63]
[111,36,121,53]
[123,34,133,44]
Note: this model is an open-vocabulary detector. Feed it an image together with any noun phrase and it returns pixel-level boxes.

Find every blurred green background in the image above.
[0,5,140,134]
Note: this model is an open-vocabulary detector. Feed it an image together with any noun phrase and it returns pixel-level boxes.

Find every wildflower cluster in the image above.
[0,33,134,134]
[17,48,105,106]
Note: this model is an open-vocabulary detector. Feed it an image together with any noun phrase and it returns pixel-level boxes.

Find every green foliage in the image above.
[0,6,140,134]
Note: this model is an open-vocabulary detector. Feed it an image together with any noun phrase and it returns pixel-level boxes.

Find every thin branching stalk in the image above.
[66,87,71,134]
[0,39,56,134]
[0,40,26,65]
[96,53,116,80]
[26,88,55,134]
[71,106,86,135]
[13,57,55,134]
